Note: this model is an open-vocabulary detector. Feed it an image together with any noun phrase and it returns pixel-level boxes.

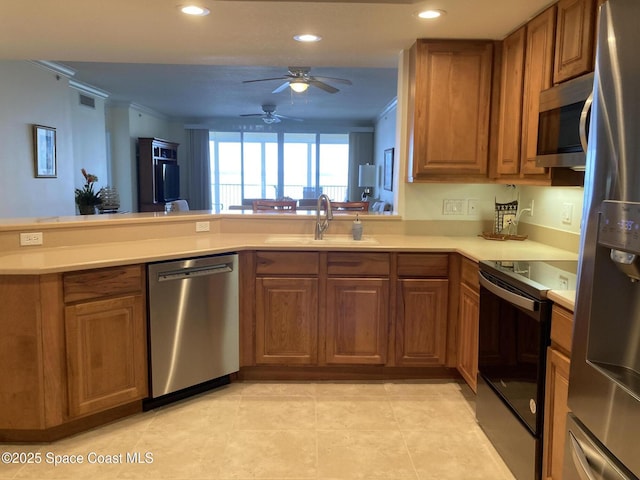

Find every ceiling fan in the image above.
[242,67,352,94]
[240,104,303,124]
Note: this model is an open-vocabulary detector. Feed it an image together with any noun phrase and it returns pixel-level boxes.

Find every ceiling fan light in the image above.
[262,117,276,124]
[290,81,309,93]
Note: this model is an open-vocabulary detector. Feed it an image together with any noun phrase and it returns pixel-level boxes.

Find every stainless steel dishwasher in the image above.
[145,253,239,408]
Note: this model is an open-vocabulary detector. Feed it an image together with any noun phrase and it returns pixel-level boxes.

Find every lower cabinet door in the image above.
[542,347,571,480]
[457,283,479,392]
[65,295,147,418]
[255,277,319,365]
[395,278,449,366]
[325,278,389,365]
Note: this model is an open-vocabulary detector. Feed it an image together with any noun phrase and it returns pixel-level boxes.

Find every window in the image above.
[209,131,349,210]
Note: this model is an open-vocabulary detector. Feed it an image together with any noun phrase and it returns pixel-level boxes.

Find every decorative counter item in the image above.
[352,214,363,240]
[97,186,120,213]
[75,168,102,215]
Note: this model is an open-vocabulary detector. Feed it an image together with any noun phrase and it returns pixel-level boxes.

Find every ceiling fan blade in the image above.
[308,79,339,94]
[275,114,304,122]
[240,113,265,117]
[311,76,352,85]
[242,76,288,84]
[272,82,291,93]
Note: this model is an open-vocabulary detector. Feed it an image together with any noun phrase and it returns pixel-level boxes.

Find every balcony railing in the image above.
[213,184,348,210]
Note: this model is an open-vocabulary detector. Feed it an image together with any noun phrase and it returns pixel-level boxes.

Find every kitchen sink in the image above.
[264,235,379,245]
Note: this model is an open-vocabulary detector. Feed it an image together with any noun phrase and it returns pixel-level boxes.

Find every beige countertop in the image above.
[0,231,578,275]
[548,290,576,311]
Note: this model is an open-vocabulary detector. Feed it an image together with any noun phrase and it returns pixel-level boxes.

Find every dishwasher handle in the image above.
[157,263,233,282]
[479,271,537,312]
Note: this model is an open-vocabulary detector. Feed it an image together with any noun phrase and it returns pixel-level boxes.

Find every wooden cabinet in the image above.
[456,257,479,392]
[0,264,147,441]
[63,265,147,419]
[325,252,390,365]
[254,252,319,365]
[542,304,574,480]
[408,40,494,181]
[255,277,318,364]
[137,137,179,212]
[395,254,449,366]
[325,278,389,365]
[521,6,557,176]
[554,0,597,84]
[496,26,526,176]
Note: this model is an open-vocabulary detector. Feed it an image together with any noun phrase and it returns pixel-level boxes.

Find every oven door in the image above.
[478,271,550,436]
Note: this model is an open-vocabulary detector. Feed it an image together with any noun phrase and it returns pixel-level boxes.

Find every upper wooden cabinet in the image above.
[496,26,526,176]
[553,0,597,84]
[408,40,494,181]
[521,6,557,176]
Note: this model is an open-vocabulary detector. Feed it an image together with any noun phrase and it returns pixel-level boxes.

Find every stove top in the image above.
[480,260,579,297]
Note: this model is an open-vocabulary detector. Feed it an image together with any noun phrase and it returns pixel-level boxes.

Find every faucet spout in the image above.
[315,194,333,240]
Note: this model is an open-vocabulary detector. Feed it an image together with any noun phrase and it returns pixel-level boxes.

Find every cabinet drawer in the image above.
[460,257,479,291]
[63,265,143,303]
[397,253,448,277]
[327,252,390,277]
[551,304,573,354]
[255,251,319,275]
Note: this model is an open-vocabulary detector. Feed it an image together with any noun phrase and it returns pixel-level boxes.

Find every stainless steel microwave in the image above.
[536,72,594,170]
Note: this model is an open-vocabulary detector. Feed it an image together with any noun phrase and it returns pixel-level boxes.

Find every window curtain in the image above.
[185,129,212,210]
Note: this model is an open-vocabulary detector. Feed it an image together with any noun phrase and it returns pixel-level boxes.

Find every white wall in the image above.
[0,61,75,217]
[69,87,108,204]
[373,101,397,209]
[518,185,585,234]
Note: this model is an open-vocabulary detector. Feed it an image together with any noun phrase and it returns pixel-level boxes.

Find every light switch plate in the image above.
[561,203,573,225]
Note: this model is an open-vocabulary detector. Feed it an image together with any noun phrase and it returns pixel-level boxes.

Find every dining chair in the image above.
[252,199,297,212]
[331,201,369,211]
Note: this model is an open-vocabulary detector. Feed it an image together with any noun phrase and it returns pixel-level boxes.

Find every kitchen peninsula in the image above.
[0,211,577,442]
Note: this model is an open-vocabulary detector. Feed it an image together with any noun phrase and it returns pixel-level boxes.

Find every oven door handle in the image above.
[479,271,536,312]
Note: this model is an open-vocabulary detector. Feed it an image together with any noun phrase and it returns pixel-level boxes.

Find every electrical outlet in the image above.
[468,199,479,215]
[20,232,43,246]
[443,199,465,215]
[559,275,569,290]
[195,221,210,232]
[561,203,574,225]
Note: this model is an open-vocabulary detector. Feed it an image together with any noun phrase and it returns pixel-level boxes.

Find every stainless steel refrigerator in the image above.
[565,1,640,479]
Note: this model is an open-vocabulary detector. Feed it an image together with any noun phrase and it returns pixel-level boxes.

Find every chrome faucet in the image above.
[315,194,333,240]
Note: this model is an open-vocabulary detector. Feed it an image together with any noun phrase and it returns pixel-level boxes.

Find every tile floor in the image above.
[0,380,515,480]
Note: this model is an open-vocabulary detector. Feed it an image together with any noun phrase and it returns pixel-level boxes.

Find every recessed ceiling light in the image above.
[179,5,210,16]
[293,34,322,43]
[417,9,446,19]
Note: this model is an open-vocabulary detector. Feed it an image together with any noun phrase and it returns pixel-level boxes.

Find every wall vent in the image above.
[79,93,96,109]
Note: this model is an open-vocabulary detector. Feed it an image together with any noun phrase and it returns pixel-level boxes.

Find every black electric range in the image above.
[476,259,578,480]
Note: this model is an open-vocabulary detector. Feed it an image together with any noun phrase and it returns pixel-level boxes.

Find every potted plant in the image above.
[75,168,102,214]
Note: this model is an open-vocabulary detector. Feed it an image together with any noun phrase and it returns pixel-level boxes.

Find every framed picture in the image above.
[33,124,57,178]
[383,148,394,191]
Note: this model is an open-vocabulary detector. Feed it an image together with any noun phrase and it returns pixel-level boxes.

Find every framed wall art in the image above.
[383,147,394,191]
[33,124,57,178]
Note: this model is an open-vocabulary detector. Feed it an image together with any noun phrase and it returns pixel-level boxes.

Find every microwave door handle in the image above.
[478,272,536,312]
[579,91,593,153]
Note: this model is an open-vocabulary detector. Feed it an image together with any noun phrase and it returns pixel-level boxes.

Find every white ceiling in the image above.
[1,0,555,122]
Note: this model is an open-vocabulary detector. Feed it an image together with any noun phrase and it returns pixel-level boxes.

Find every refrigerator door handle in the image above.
[569,431,599,480]
[579,91,593,154]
